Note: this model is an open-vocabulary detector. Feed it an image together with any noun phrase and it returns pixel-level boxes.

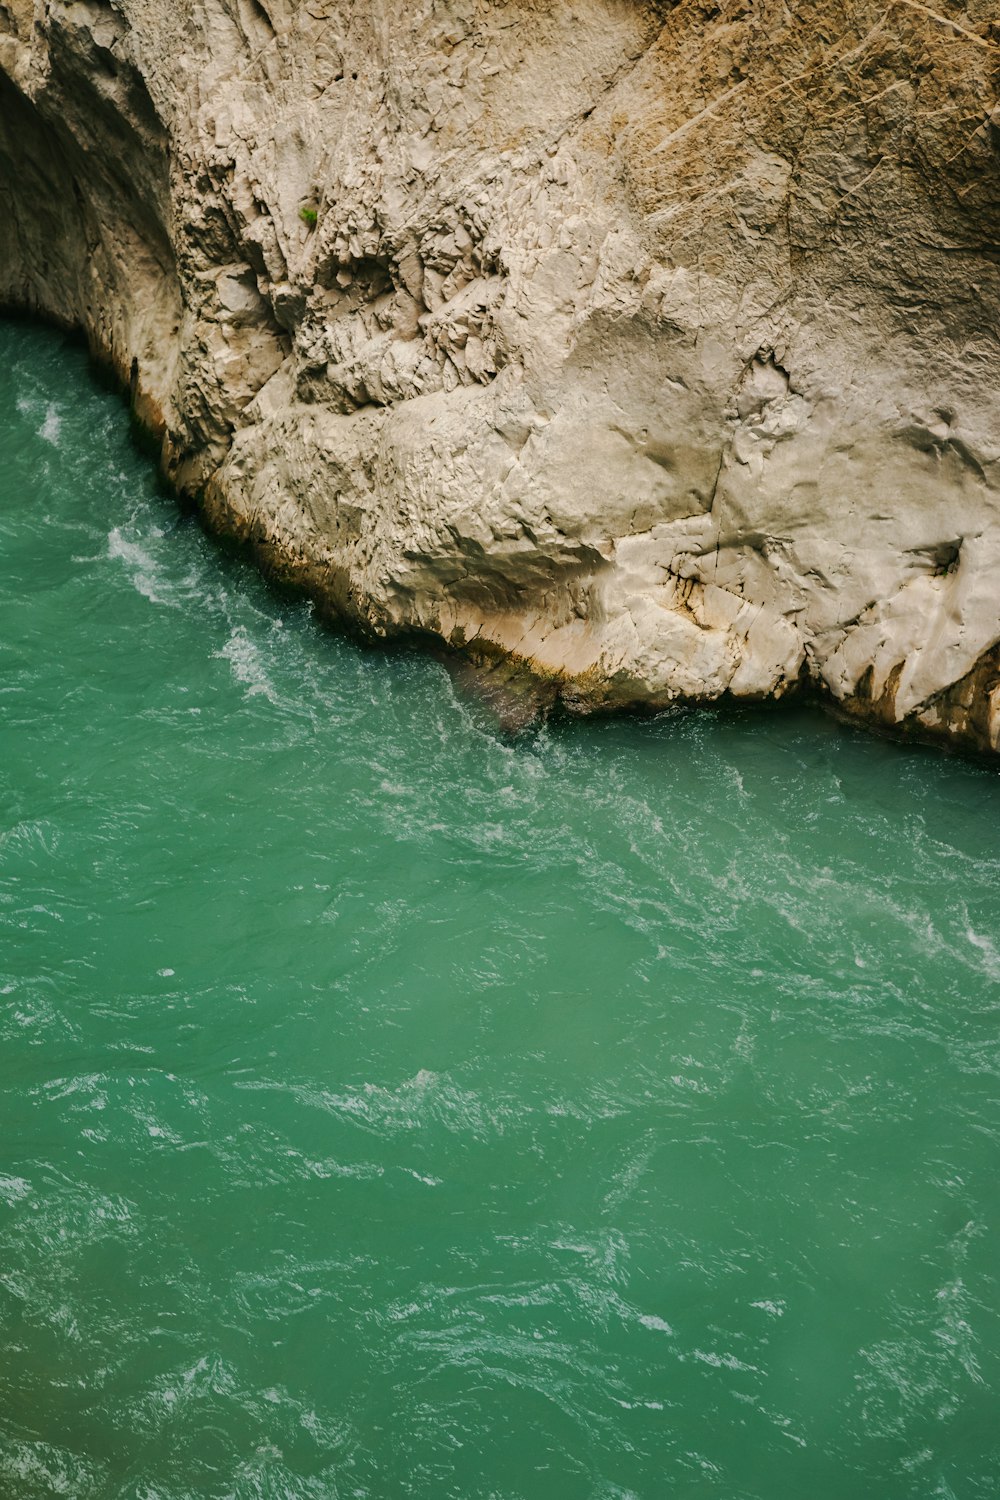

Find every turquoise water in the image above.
[2,320,1000,1500]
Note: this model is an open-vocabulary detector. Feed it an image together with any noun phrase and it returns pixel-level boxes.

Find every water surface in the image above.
[2,321,999,1499]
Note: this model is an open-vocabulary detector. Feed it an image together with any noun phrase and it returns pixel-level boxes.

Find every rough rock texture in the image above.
[2,0,1000,749]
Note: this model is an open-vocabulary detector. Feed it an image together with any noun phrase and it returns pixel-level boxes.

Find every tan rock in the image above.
[2,0,999,750]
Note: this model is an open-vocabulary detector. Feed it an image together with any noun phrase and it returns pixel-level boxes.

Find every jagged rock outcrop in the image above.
[2,0,999,749]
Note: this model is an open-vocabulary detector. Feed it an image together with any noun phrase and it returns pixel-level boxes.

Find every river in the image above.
[2,320,999,1498]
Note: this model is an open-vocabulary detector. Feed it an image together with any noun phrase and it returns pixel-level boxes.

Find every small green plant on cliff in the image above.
[299,205,318,229]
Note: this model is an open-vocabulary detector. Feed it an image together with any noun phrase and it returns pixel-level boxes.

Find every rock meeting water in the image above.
[2,321,1000,1498]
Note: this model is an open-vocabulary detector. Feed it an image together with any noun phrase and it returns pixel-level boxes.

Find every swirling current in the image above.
[2,321,1000,1499]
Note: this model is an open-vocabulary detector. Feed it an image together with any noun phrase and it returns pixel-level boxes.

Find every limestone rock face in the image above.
[2,0,999,749]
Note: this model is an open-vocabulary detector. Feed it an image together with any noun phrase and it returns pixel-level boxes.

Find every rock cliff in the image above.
[2,0,999,750]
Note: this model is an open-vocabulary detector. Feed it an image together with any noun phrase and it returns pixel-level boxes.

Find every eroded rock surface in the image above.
[2,0,999,749]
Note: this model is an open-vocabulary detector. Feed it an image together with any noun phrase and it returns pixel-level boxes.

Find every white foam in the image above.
[107,527,177,608]
[214,626,280,704]
[638,1314,674,1335]
[402,1168,443,1186]
[16,392,62,443]
[39,404,62,446]
[0,1175,31,1205]
[689,1348,760,1373]
[963,920,1000,982]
